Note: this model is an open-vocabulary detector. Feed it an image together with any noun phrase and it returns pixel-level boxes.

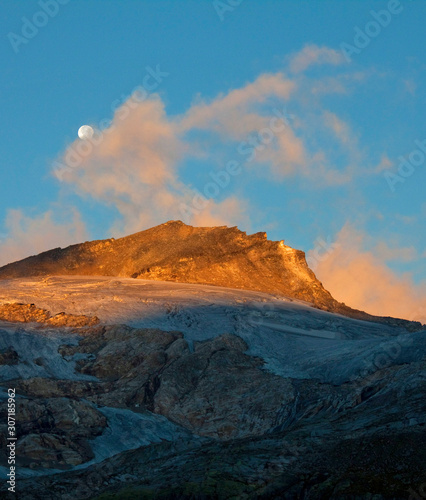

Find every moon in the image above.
[78,125,94,140]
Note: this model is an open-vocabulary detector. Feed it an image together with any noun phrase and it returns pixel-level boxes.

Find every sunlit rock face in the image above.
[0,220,421,330]
[0,303,98,327]
[0,221,327,307]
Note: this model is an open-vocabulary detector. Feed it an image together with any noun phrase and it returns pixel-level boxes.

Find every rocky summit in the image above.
[0,224,425,499]
[0,220,421,329]
[0,221,332,308]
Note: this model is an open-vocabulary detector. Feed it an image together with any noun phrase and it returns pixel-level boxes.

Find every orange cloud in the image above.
[191,197,250,229]
[288,44,346,74]
[374,241,418,262]
[48,45,392,240]
[54,94,251,236]
[55,96,190,236]
[180,65,364,183]
[181,73,295,137]
[0,208,87,267]
[311,224,426,323]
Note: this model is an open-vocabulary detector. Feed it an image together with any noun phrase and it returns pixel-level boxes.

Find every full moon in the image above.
[78,125,94,140]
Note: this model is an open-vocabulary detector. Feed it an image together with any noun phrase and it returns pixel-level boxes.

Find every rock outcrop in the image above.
[0,302,99,327]
[0,397,107,469]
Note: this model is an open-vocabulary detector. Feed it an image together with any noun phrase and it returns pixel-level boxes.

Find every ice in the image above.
[0,406,193,480]
[0,275,425,480]
[0,276,424,385]
[0,324,97,382]
[77,406,194,469]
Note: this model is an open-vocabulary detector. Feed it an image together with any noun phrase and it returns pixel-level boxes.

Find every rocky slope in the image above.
[0,277,425,499]
[1,321,425,498]
[0,221,332,307]
[0,221,421,330]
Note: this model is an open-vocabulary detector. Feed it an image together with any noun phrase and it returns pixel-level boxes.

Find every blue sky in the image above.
[0,0,425,320]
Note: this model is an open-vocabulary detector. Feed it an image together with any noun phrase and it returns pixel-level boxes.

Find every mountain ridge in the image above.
[0,220,421,329]
[1,227,425,498]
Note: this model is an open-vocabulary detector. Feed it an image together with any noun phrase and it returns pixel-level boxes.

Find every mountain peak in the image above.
[0,220,421,329]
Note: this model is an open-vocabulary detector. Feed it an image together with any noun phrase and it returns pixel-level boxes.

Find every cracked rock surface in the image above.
[0,276,424,499]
